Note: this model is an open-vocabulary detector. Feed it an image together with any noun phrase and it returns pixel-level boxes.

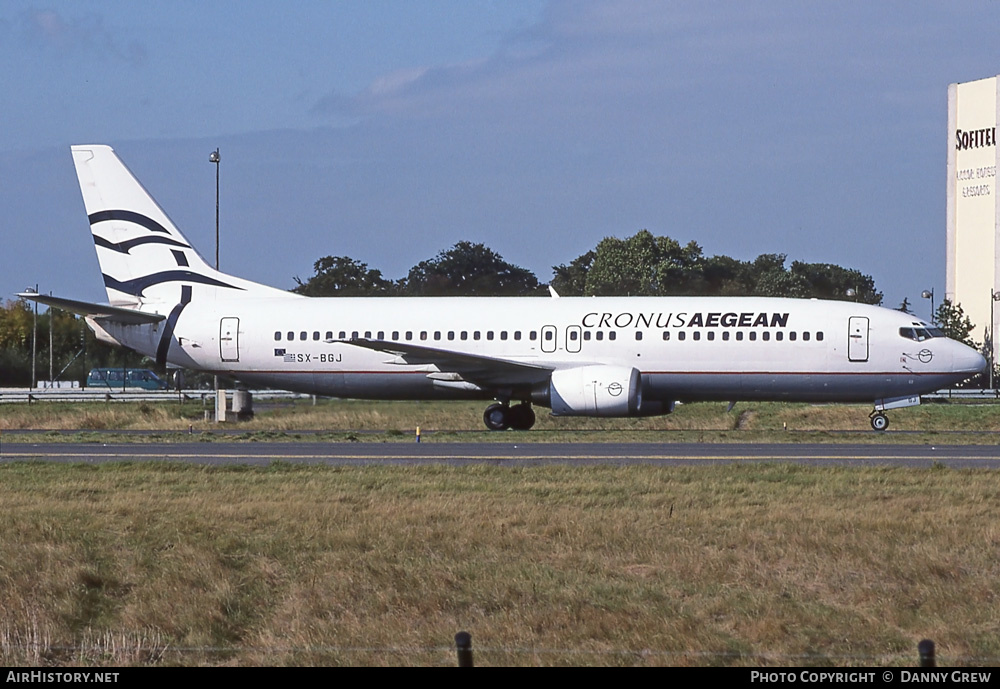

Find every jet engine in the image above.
[544,365,643,417]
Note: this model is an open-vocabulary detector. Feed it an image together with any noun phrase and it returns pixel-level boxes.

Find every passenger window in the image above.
[474,331,481,340]
[377,331,384,340]
[487,331,495,340]
[544,331,553,341]
[530,331,537,341]
[775,332,783,341]
[287,331,294,341]
[693,332,700,341]
[313,331,320,341]
[434,331,441,340]
[584,331,592,341]
[635,331,642,341]
[514,331,521,341]
[722,332,730,341]
[803,332,810,341]
[736,332,744,341]
[762,332,770,341]
[447,331,455,340]
[326,331,333,340]
[339,331,346,340]
[749,332,757,341]
[300,332,307,341]
[420,331,428,341]
[609,332,617,341]
[662,331,670,340]
[570,331,578,341]
[364,331,372,339]
[789,331,797,341]
[707,331,715,341]
[678,331,686,341]
[461,331,468,340]
[392,331,399,340]
[500,331,508,340]
[406,331,413,340]
[274,332,281,341]
[816,331,824,341]
[596,331,604,341]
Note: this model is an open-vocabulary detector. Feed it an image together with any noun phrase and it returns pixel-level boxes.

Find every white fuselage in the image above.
[103,294,985,408]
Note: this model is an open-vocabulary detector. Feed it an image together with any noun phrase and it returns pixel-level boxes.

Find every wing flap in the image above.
[336,338,553,386]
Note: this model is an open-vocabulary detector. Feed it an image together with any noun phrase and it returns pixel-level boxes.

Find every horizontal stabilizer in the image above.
[17,293,165,325]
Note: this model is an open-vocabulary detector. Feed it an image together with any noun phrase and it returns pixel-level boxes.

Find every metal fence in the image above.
[0,388,308,404]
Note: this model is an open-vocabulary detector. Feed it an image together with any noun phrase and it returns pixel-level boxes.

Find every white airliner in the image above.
[20,145,986,431]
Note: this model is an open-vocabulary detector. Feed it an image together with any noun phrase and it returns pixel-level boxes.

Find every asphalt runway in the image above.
[2,441,1000,468]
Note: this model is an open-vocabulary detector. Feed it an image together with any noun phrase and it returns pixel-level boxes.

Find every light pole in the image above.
[209,148,222,421]
[24,286,37,389]
[921,289,935,324]
[210,148,220,270]
[991,289,1000,390]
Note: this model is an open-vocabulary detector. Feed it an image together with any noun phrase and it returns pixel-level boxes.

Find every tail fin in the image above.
[72,145,291,306]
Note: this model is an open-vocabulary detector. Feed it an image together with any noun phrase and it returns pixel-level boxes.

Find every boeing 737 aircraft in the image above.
[20,145,986,430]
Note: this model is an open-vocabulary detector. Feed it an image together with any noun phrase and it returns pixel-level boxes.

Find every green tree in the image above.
[552,230,882,302]
[551,250,595,296]
[402,241,541,296]
[934,299,977,348]
[582,230,708,296]
[293,256,396,296]
[789,261,882,305]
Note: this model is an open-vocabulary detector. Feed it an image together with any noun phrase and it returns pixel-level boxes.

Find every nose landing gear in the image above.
[869,411,889,431]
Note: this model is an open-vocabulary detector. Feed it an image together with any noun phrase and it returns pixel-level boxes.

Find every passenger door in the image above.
[220,317,240,362]
[848,316,869,362]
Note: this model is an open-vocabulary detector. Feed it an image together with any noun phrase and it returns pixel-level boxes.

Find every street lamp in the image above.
[209,148,221,421]
[991,289,1000,391]
[921,289,935,324]
[24,286,37,389]
[209,148,220,270]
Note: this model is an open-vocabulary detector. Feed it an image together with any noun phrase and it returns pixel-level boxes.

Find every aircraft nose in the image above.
[955,343,987,374]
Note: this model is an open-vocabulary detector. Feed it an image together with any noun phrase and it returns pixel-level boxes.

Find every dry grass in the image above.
[2,398,1000,440]
[1,462,999,666]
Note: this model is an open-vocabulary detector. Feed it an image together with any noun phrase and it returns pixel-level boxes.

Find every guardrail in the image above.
[2,387,999,404]
[922,389,1000,400]
[0,388,309,404]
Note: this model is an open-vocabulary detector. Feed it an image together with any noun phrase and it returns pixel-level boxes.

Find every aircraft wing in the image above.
[337,338,553,387]
[16,293,166,325]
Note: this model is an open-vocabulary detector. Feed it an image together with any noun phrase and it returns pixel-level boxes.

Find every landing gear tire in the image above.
[870,413,889,432]
[507,403,536,431]
[484,403,510,431]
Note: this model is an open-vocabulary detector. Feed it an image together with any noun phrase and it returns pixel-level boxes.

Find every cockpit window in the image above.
[899,327,944,342]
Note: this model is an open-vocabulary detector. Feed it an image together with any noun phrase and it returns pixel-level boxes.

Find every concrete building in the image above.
[946,76,999,363]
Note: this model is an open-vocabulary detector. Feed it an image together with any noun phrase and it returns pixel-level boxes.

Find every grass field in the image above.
[1,399,999,666]
[0,398,999,442]
[1,461,1000,667]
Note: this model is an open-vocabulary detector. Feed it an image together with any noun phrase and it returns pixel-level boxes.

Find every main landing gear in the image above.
[483,402,536,431]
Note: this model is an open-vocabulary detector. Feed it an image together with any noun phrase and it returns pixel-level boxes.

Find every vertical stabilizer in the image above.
[72,145,292,306]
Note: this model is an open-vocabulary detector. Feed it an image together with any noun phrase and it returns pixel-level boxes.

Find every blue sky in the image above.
[3,1,1000,320]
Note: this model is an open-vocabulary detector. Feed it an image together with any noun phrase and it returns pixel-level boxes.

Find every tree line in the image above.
[294,230,885,303]
[0,230,980,387]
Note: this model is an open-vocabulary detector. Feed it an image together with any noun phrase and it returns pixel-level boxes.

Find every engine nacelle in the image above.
[546,365,642,417]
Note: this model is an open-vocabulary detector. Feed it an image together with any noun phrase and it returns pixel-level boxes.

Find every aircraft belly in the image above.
[231,370,487,401]
[645,372,955,403]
